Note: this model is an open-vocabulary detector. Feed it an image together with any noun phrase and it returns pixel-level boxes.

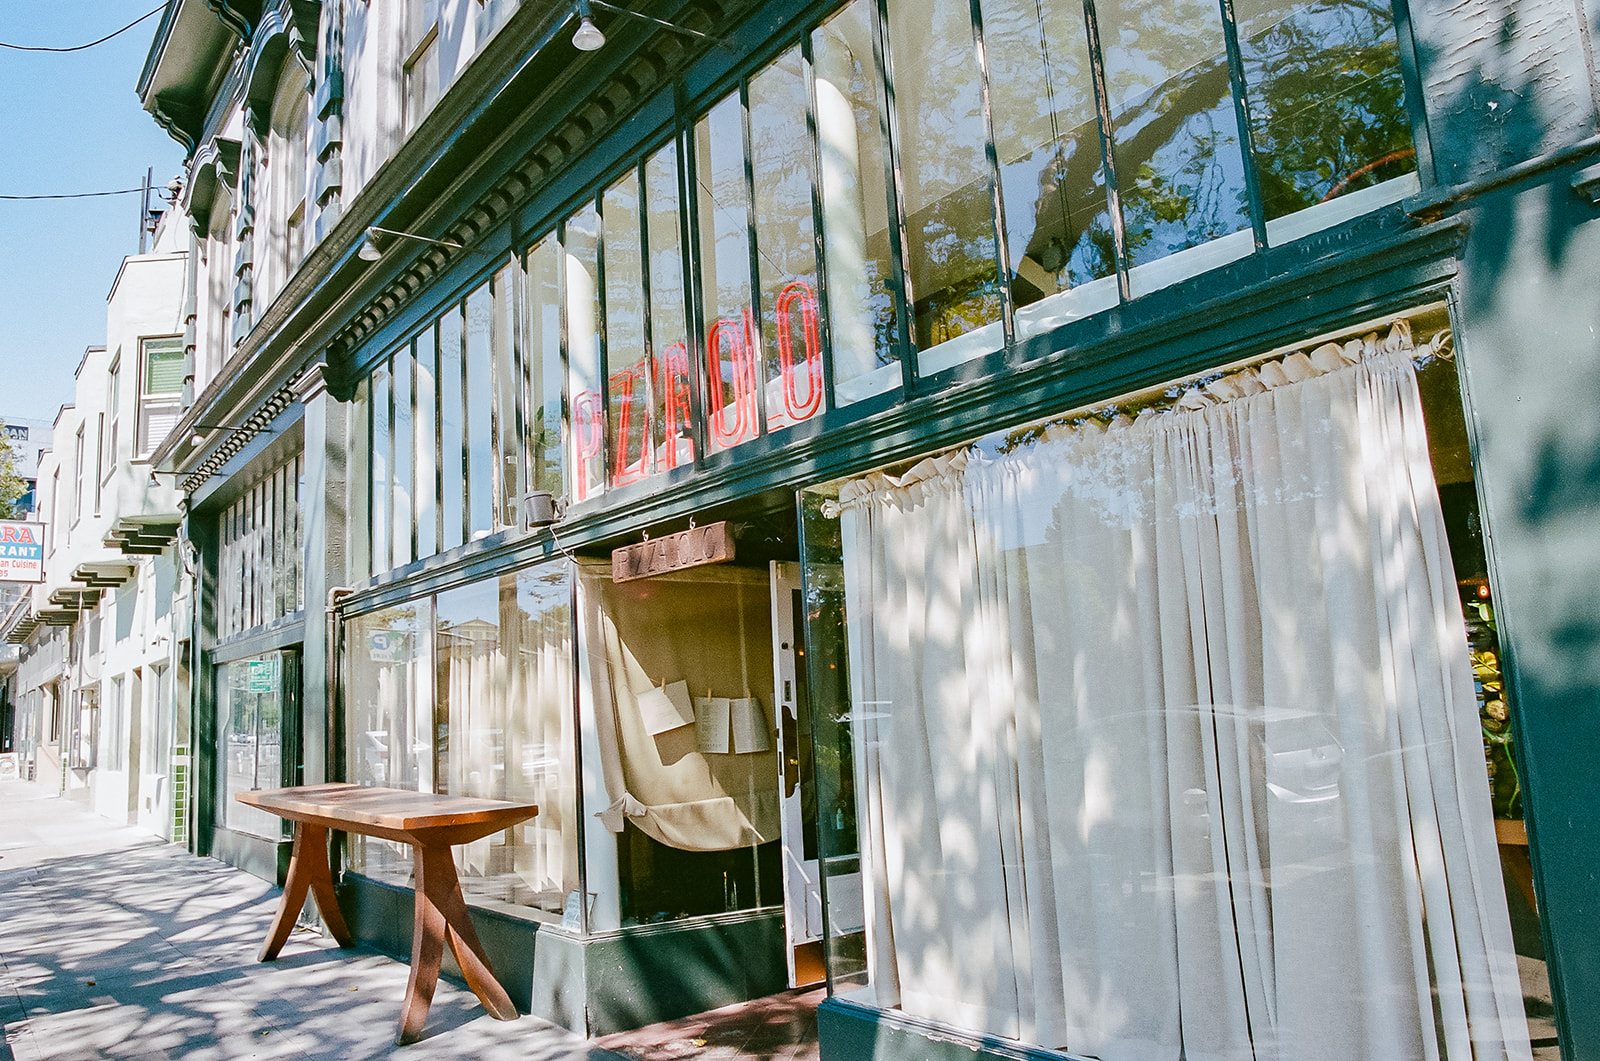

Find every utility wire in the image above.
[0,4,165,53]
[1,187,146,201]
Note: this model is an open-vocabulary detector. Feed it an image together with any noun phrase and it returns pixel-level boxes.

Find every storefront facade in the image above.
[143,0,1600,1056]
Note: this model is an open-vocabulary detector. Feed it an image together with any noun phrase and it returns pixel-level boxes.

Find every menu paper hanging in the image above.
[728,696,772,754]
[695,696,732,753]
[638,680,695,735]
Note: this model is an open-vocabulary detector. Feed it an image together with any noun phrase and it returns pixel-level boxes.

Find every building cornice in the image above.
[154,0,750,485]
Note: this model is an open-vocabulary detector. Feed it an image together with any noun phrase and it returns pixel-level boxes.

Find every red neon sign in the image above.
[775,281,823,423]
[574,281,826,500]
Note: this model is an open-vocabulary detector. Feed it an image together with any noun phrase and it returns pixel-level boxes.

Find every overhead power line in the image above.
[0,3,165,53]
[0,187,146,201]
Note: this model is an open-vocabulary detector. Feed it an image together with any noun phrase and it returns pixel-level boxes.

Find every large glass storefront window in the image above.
[217,651,295,840]
[346,563,578,915]
[217,454,305,640]
[353,0,1417,576]
[343,557,785,930]
[577,563,782,930]
[801,310,1558,1060]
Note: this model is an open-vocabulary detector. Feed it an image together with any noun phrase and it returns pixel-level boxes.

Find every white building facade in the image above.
[2,213,192,841]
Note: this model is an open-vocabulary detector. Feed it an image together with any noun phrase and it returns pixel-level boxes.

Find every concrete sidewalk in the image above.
[0,778,634,1061]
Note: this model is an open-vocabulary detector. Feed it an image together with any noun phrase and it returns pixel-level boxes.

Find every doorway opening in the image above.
[584,494,824,986]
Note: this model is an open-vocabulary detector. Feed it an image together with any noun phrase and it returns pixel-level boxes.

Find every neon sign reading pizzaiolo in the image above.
[572,280,824,500]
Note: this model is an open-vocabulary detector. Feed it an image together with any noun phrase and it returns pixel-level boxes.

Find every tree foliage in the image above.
[0,422,26,520]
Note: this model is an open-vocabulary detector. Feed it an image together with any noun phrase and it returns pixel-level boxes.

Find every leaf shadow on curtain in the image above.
[828,321,1532,1061]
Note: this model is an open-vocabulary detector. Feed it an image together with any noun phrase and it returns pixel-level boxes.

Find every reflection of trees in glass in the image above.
[1094,0,1242,262]
[984,0,1117,301]
[887,0,1002,348]
[1241,0,1413,218]
[813,1,901,384]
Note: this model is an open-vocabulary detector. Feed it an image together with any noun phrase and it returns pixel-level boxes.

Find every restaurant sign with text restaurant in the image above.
[0,521,45,583]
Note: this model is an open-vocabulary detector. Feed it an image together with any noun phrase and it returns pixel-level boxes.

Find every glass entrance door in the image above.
[772,561,861,986]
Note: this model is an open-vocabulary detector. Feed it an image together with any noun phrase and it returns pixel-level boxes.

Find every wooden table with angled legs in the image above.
[235,783,539,1045]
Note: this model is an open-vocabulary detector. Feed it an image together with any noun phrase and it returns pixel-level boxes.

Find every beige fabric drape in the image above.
[831,322,1532,1061]
[579,561,780,851]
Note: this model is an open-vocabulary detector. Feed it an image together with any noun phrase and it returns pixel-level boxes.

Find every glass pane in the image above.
[369,361,391,577]
[435,564,577,914]
[465,282,495,538]
[217,654,285,840]
[884,0,1002,373]
[525,236,566,497]
[493,263,523,528]
[392,348,415,568]
[565,204,607,503]
[439,305,466,551]
[1098,0,1253,290]
[143,337,185,394]
[415,328,439,559]
[646,145,695,471]
[749,48,825,433]
[577,564,782,931]
[812,0,901,405]
[982,0,1119,335]
[695,94,760,453]
[604,172,653,488]
[349,377,371,578]
[1237,0,1417,235]
[345,599,434,882]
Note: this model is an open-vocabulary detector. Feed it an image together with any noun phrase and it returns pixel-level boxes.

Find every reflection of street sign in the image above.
[245,659,277,692]
[369,631,408,662]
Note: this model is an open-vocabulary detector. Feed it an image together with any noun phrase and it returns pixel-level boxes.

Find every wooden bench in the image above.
[235,783,538,1044]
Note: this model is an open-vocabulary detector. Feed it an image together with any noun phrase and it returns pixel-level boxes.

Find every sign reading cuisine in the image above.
[0,521,45,583]
[612,522,734,583]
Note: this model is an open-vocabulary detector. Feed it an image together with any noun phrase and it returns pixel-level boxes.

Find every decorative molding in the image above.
[204,0,260,40]
[183,370,306,494]
[149,92,203,154]
[182,136,242,229]
[312,0,344,241]
[286,0,320,74]
[241,9,292,114]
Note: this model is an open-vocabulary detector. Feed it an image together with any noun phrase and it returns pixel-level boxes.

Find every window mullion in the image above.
[969,0,1017,355]
[595,192,613,495]
[799,33,840,415]
[635,161,657,479]
[679,106,711,465]
[1080,0,1131,302]
[1217,0,1268,250]
[871,0,919,393]
[739,78,771,441]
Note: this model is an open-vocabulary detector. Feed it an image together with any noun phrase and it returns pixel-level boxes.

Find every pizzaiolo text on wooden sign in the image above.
[612,522,735,583]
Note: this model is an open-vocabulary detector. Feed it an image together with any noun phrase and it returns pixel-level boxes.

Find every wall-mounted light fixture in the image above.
[570,0,726,52]
[358,225,465,262]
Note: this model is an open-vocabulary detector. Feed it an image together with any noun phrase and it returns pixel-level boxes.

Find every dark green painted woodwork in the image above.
[210,826,292,887]
[1451,156,1600,1061]
[819,998,1044,1061]
[337,874,786,1037]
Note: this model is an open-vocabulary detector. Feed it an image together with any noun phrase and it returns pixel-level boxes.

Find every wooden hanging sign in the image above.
[612,521,734,582]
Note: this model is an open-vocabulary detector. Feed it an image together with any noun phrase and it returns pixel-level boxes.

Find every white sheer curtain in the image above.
[832,323,1531,1061]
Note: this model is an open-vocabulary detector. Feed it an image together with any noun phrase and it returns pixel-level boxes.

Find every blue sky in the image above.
[0,3,185,425]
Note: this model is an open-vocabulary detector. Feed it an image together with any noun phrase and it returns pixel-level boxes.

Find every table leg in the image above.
[260,823,353,961]
[396,843,519,1045]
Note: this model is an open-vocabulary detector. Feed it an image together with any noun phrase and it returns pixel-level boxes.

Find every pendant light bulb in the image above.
[572,15,606,50]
